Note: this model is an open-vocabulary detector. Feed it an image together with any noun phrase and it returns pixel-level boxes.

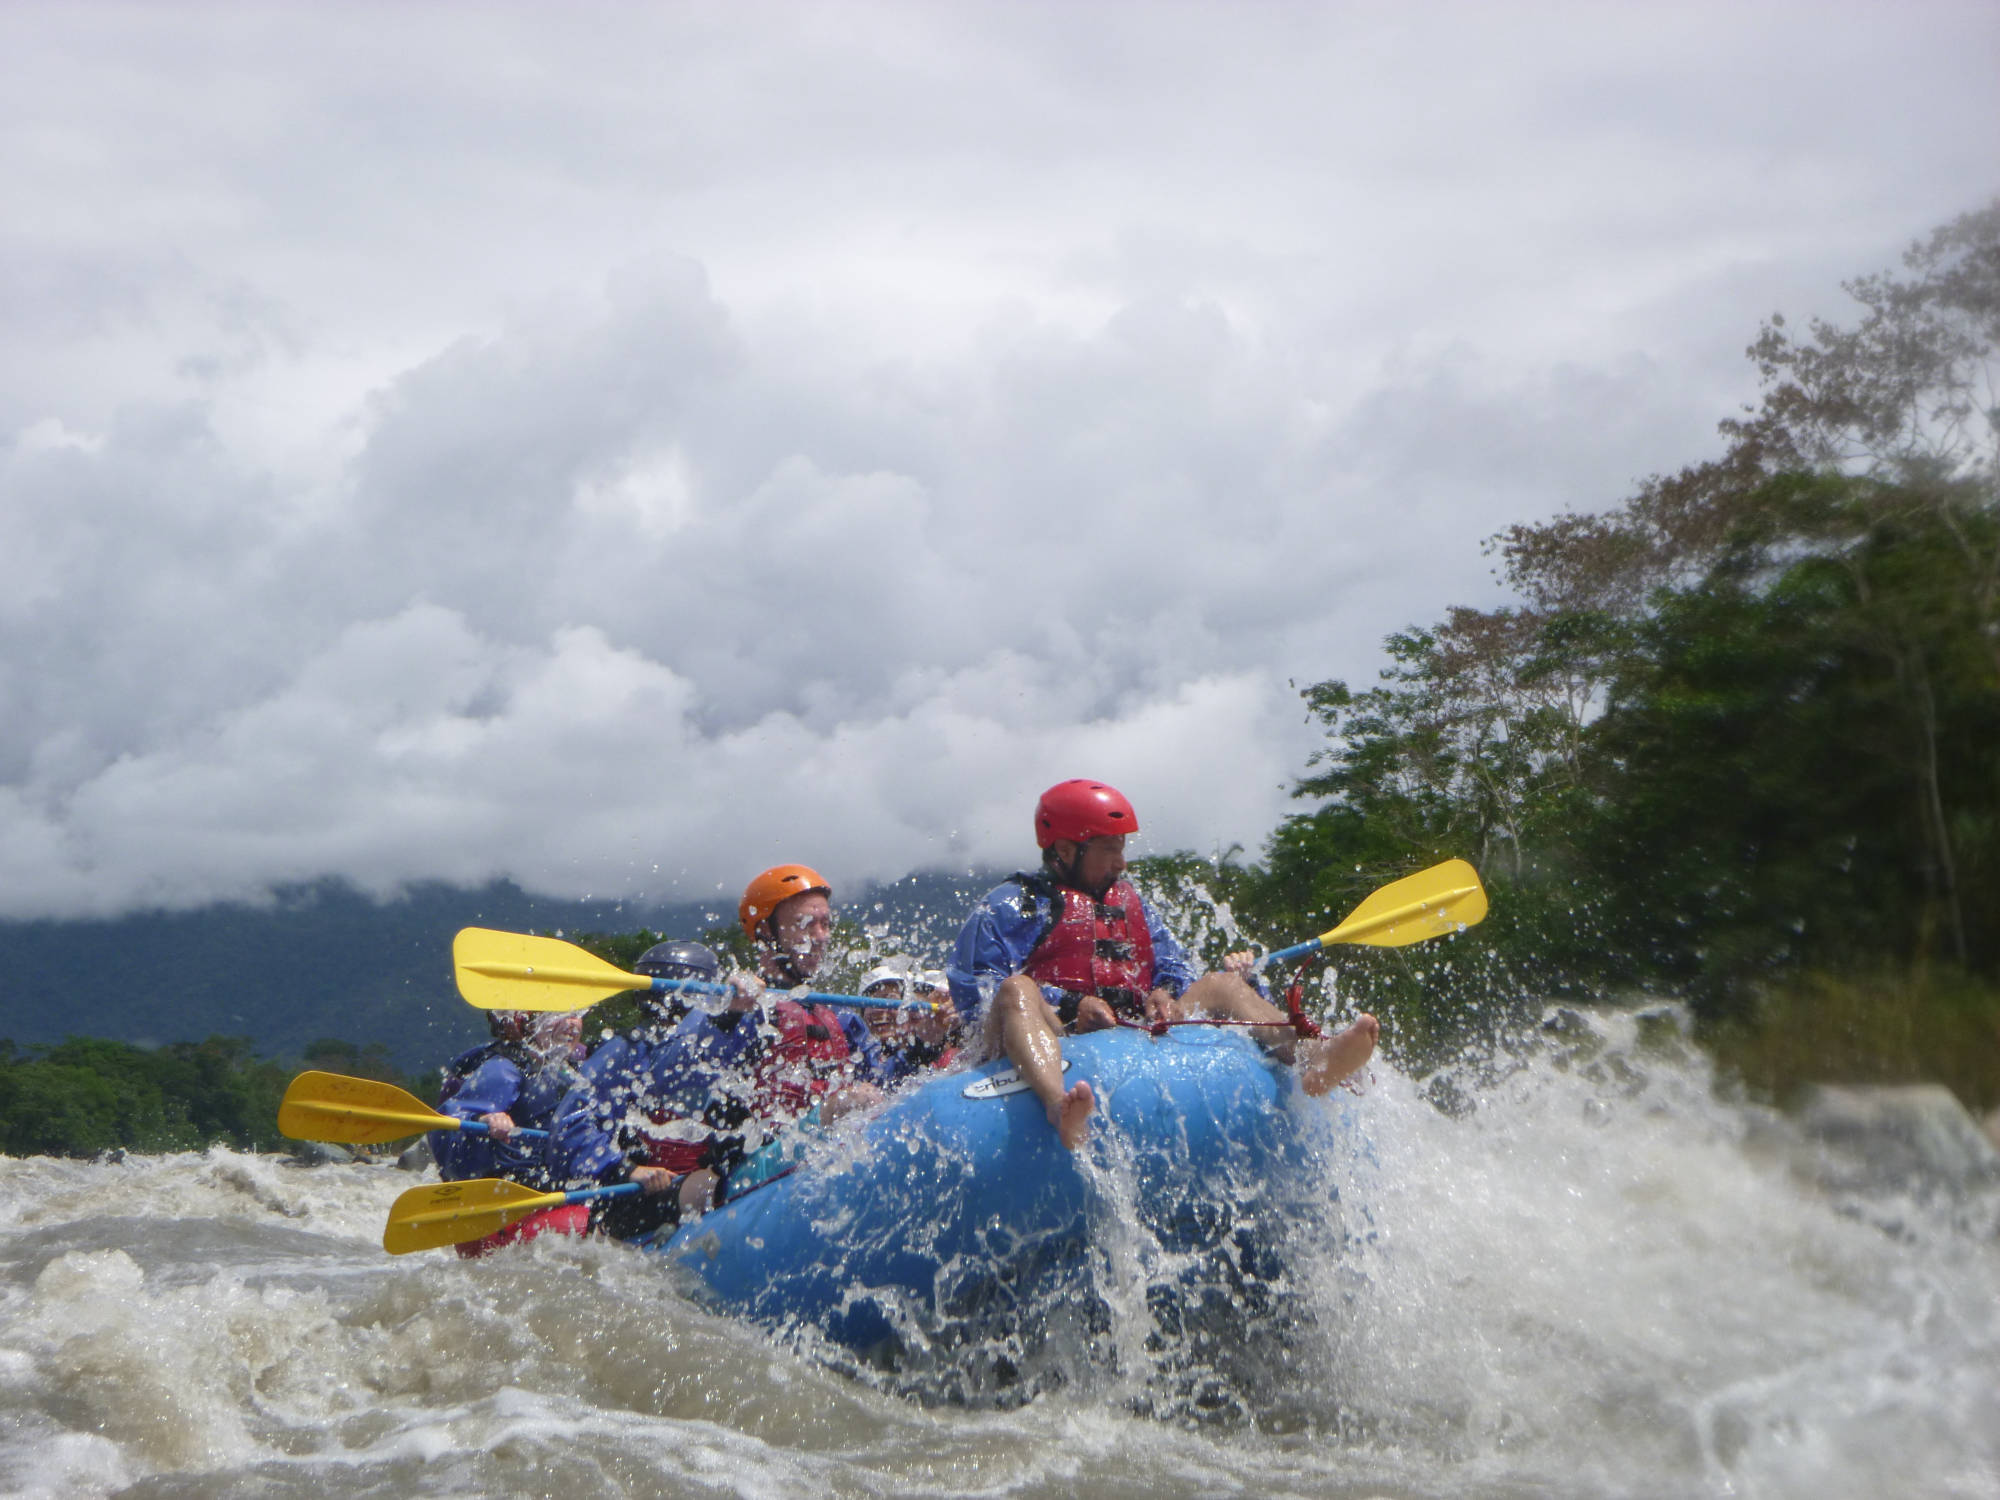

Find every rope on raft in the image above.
[1110,971,1326,1039]
[1110,967,1374,1096]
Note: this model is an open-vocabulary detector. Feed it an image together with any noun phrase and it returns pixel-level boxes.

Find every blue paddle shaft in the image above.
[564,1181,642,1207]
[1259,936,1325,969]
[649,977,941,1015]
[455,1119,549,1142]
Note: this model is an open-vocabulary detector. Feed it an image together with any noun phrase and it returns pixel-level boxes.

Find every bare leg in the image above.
[987,975,1095,1148]
[1177,972,1302,1053]
[1175,973,1378,1096]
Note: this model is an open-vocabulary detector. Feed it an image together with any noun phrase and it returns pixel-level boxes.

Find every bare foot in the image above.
[1298,1014,1379,1097]
[1049,1080,1096,1149]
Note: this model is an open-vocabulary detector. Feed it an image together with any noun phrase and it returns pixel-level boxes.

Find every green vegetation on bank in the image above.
[1702,966,2000,1114]
[0,1035,432,1158]
[1216,202,2000,1107]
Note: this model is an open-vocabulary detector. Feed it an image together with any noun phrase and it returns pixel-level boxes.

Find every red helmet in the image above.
[1034,780,1139,848]
[739,863,832,940]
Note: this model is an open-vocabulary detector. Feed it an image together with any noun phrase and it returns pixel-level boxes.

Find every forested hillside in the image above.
[0,878,722,1067]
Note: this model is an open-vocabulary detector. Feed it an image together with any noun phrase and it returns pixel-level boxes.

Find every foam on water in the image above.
[1,1014,1996,1499]
[1305,1010,2000,1497]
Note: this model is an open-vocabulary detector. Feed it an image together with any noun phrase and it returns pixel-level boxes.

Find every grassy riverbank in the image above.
[1702,967,2000,1116]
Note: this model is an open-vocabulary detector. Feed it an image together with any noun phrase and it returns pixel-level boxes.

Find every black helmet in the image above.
[634,939,720,983]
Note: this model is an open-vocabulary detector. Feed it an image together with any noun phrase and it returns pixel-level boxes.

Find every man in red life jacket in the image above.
[946,779,1381,1148]
[725,864,887,1131]
[553,866,890,1239]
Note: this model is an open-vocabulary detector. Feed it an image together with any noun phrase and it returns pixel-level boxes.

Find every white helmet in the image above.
[858,961,911,998]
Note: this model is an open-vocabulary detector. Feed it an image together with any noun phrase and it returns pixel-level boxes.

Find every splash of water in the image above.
[2,1008,1997,1496]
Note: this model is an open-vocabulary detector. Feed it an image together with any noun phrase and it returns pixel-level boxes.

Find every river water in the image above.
[3,1009,1996,1499]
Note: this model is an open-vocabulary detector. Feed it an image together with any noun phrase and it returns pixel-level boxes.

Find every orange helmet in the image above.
[739,863,833,940]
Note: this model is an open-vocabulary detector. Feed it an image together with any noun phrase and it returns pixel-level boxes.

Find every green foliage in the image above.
[1289,610,1606,886]
[1125,850,1263,972]
[0,1031,450,1158]
[565,928,674,972]
[562,927,681,1036]
[0,1036,298,1157]
[1703,967,2000,1114]
[1577,479,2000,1010]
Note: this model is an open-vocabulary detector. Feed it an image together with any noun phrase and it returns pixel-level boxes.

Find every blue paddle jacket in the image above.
[429,1041,580,1190]
[946,872,1200,1025]
[550,1004,889,1186]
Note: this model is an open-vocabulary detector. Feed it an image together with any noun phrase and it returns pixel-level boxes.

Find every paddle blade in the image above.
[1322,858,1489,947]
[452,927,642,1011]
[279,1071,448,1145]
[383,1177,565,1255]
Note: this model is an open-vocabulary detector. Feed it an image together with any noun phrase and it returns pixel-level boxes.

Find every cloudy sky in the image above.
[2,3,1994,920]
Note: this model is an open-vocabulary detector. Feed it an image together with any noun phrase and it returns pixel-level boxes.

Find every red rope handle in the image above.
[1284,975,1323,1039]
[1106,970,1328,1039]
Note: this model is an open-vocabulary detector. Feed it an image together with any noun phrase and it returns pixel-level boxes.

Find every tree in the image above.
[1728,202,2000,675]
[0,1035,295,1156]
[1259,201,2000,1044]
[1590,476,2000,1002]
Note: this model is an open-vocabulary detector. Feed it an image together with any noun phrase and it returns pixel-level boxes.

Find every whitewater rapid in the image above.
[2,1008,1996,1499]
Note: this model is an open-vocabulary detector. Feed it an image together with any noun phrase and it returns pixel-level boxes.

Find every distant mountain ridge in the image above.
[0,870,1002,1068]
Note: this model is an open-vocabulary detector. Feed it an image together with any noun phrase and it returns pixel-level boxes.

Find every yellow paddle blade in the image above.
[278,1071,453,1145]
[1322,858,1489,947]
[452,927,644,1012]
[383,1177,567,1255]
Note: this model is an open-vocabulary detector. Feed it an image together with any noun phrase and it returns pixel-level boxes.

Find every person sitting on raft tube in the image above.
[946,778,1381,1150]
[551,867,889,1238]
[431,1008,589,1257]
[545,939,747,1242]
[858,962,960,1086]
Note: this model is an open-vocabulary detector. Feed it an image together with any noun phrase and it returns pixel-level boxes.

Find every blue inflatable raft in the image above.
[650,1026,1349,1380]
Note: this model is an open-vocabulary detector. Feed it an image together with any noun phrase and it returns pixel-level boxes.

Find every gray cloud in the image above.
[2,1,1995,917]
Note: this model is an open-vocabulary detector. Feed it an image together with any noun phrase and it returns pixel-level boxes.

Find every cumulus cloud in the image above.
[1,1,1995,917]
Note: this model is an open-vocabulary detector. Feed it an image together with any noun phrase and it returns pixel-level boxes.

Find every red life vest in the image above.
[632,1116,713,1174]
[1023,876,1157,1022]
[751,998,856,1122]
[627,1001,853,1171]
